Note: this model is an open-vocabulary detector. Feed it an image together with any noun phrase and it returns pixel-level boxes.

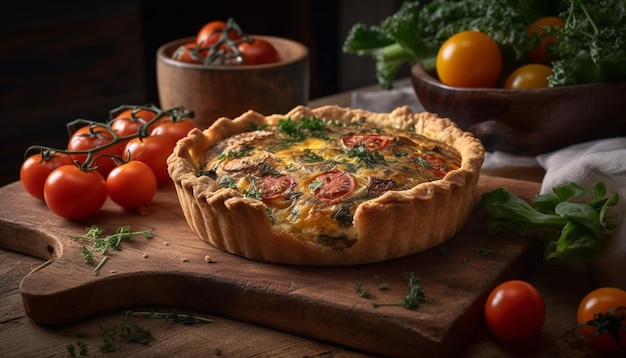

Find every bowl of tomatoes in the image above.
[411,64,626,155]
[156,19,310,129]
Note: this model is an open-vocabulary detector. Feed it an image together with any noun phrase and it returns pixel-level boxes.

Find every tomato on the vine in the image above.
[196,20,239,47]
[172,42,206,64]
[106,161,157,209]
[484,280,546,342]
[504,64,553,89]
[43,165,108,220]
[110,108,158,137]
[436,30,502,88]
[577,287,626,352]
[123,134,176,182]
[150,117,198,143]
[526,16,565,64]
[237,38,280,65]
[20,152,73,201]
[67,125,124,177]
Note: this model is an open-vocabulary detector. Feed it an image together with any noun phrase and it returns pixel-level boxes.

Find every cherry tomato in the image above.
[311,170,356,202]
[196,20,239,47]
[237,38,280,65]
[577,287,626,352]
[436,30,502,88]
[67,125,124,178]
[172,42,206,64]
[342,134,393,151]
[20,152,73,201]
[43,165,108,220]
[110,108,158,137]
[257,174,295,201]
[526,16,565,64]
[150,117,198,143]
[504,64,553,89]
[106,161,158,209]
[484,280,546,342]
[123,135,176,183]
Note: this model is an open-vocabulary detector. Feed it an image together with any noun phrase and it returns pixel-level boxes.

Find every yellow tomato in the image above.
[436,30,503,88]
[504,64,553,89]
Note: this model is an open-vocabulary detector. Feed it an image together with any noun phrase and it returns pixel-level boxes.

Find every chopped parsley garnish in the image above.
[277,116,328,141]
[302,148,325,162]
[217,146,253,161]
[346,143,386,168]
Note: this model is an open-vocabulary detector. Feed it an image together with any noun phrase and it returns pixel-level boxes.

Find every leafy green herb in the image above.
[217,174,237,189]
[99,311,154,353]
[71,225,153,274]
[66,341,88,356]
[347,143,386,168]
[301,148,325,162]
[277,117,327,141]
[259,162,280,176]
[333,205,354,227]
[547,0,626,86]
[372,272,425,309]
[217,146,253,161]
[308,180,324,191]
[355,282,372,298]
[474,181,619,263]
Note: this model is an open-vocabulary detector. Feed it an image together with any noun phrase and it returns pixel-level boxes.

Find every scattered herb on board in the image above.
[65,310,212,355]
[355,282,372,298]
[372,272,426,309]
[474,181,619,263]
[71,225,153,274]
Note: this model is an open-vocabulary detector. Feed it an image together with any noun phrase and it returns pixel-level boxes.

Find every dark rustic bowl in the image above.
[411,64,626,155]
[157,36,309,129]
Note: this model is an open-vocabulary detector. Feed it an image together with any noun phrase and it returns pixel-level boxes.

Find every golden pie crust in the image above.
[167,105,484,265]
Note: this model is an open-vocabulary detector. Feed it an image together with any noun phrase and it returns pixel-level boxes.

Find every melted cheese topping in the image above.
[200,117,461,248]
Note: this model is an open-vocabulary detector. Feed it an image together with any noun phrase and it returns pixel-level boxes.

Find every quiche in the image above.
[168,105,484,265]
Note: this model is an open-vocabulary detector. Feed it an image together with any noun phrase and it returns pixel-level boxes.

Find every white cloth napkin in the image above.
[352,85,626,289]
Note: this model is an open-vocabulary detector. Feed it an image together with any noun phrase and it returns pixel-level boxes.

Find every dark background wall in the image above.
[0,0,405,187]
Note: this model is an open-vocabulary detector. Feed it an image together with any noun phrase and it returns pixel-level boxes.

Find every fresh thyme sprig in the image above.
[372,272,426,309]
[71,225,153,274]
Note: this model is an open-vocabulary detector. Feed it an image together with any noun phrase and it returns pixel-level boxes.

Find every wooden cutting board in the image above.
[0,175,541,357]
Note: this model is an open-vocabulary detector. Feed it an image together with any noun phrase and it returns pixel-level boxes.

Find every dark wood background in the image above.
[1,0,409,187]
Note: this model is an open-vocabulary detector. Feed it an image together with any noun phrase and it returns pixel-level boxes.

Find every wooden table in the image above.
[0,84,616,357]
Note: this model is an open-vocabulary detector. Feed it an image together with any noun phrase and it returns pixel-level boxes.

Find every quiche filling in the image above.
[198,116,462,248]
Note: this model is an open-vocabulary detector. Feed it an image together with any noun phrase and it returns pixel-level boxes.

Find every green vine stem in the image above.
[181,17,256,65]
[23,104,194,171]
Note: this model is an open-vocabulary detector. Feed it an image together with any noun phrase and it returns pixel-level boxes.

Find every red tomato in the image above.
[43,165,108,220]
[436,30,503,88]
[526,16,565,64]
[257,174,295,201]
[172,42,206,64]
[20,152,73,201]
[110,108,158,137]
[123,135,176,183]
[196,20,239,47]
[577,287,626,352]
[150,117,198,142]
[504,64,553,89]
[237,38,280,65]
[342,134,393,151]
[67,125,124,177]
[311,170,355,202]
[106,161,157,209]
[484,280,546,342]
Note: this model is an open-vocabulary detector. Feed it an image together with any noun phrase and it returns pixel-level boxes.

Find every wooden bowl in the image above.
[157,36,309,129]
[411,64,626,155]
